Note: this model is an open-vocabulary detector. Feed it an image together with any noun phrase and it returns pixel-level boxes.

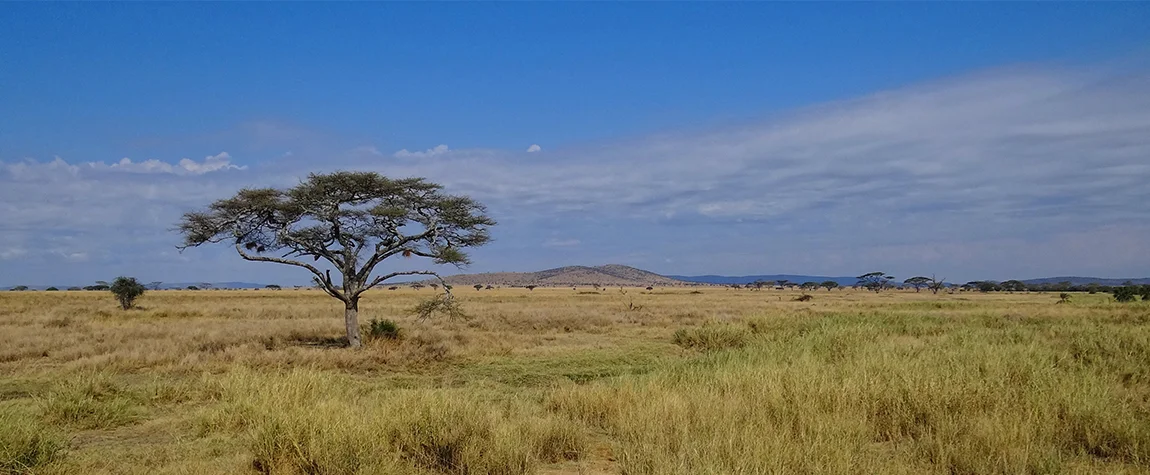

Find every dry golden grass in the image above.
[1,287,1148,474]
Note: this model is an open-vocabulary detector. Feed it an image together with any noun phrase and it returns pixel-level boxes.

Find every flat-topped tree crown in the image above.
[177,171,495,347]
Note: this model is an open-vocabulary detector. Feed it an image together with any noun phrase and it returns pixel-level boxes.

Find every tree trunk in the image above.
[345,298,362,348]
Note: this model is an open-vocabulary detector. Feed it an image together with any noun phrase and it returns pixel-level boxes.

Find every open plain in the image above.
[2,287,1149,474]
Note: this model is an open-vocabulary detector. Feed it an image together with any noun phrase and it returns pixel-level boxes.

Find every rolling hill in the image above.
[436,264,691,287]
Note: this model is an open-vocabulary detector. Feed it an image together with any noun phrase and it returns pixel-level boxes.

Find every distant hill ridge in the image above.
[1019,277,1150,286]
[437,264,689,287]
[669,274,859,286]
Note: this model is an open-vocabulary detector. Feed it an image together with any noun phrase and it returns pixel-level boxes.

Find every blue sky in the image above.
[2,3,1150,286]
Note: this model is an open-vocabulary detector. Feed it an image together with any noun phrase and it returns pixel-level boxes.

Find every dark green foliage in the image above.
[1112,286,1138,303]
[857,272,894,292]
[45,287,59,291]
[10,286,29,291]
[904,276,931,291]
[800,282,818,290]
[821,281,839,291]
[366,319,401,341]
[186,286,200,290]
[110,277,147,310]
[1001,280,1027,292]
[264,285,281,290]
[1141,285,1150,301]
[66,287,81,291]
[976,281,1001,293]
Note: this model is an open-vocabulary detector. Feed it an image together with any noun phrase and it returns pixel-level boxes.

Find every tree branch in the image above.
[234,243,347,302]
[356,270,451,298]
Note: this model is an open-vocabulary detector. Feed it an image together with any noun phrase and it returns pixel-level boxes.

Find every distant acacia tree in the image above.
[186,285,200,290]
[927,276,947,294]
[110,276,147,310]
[1000,280,1027,292]
[857,272,893,292]
[800,282,818,291]
[46,287,59,291]
[820,281,839,291]
[148,281,164,291]
[903,276,930,292]
[265,284,282,290]
[975,281,1001,293]
[775,280,790,289]
[176,171,494,348]
[10,285,29,291]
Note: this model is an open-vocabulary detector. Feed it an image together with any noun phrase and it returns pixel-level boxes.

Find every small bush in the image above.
[45,287,59,291]
[1113,286,1138,303]
[367,318,401,341]
[0,409,65,473]
[673,324,749,351]
[109,276,146,310]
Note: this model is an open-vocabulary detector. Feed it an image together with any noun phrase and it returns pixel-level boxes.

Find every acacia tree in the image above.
[176,171,495,348]
[1000,280,1027,293]
[927,275,946,294]
[857,272,893,292]
[904,276,930,292]
[820,281,839,291]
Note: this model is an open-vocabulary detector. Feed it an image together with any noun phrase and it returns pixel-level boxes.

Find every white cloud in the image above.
[0,248,28,260]
[394,144,450,158]
[2,66,1149,283]
[526,144,542,153]
[543,238,581,248]
[83,152,244,175]
[351,146,382,156]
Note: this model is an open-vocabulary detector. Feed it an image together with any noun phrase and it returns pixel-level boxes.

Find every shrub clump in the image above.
[109,276,146,310]
[1112,286,1139,303]
[673,324,750,351]
[366,318,401,341]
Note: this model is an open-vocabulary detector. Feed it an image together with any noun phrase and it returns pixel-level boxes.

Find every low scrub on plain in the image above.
[672,323,750,351]
[214,369,587,475]
[3,288,1149,473]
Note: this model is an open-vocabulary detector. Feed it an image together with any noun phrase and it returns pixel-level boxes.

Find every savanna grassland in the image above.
[2,287,1149,474]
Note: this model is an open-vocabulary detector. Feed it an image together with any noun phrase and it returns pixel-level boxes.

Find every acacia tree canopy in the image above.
[857,272,894,292]
[176,171,495,347]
